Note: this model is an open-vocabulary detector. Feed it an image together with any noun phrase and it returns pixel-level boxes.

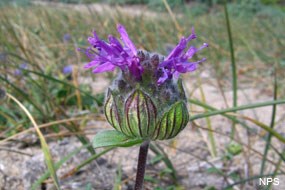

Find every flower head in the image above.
[81,24,143,80]
[80,24,208,140]
[81,25,207,85]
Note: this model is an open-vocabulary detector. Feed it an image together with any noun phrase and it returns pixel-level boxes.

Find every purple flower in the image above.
[62,65,73,74]
[63,33,71,43]
[157,28,208,84]
[80,24,207,85]
[81,24,143,80]
[14,63,28,76]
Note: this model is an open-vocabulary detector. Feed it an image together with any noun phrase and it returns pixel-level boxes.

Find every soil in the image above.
[1,70,284,189]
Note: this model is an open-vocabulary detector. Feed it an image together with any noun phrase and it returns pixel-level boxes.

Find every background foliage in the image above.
[0,0,284,189]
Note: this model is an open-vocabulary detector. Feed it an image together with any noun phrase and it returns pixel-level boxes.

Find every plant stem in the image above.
[134,141,150,190]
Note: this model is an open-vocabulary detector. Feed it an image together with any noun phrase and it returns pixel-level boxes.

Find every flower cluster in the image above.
[82,25,143,80]
[157,28,208,84]
[81,24,208,140]
[81,24,207,84]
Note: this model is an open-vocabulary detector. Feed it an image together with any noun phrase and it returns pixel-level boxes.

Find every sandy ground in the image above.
[1,69,284,189]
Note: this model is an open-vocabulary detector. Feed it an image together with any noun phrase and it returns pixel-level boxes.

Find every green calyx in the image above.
[104,72,189,141]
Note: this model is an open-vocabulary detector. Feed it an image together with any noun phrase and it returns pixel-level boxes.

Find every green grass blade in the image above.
[224,173,284,189]
[198,78,217,157]
[113,164,122,190]
[25,69,100,103]
[7,93,61,190]
[23,69,96,154]
[31,145,114,190]
[224,3,237,139]
[60,147,114,180]
[267,149,285,190]
[260,69,278,175]
[31,143,91,190]
[189,99,285,121]
[0,75,44,113]
[189,99,285,143]
[150,142,178,183]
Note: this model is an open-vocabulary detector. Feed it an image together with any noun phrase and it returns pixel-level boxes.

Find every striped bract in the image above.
[153,101,189,140]
[105,88,189,140]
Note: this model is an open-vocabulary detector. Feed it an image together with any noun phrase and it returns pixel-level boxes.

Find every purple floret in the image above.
[14,63,28,76]
[63,33,71,43]
[157,28,208,84]
[80,24,207,85]
[81,24,143,80]
[62,65,73,74]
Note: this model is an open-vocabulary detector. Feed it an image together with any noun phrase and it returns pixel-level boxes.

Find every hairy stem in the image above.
[134,141,150,190]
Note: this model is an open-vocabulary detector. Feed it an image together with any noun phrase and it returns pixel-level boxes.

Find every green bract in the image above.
[104,52,189,141]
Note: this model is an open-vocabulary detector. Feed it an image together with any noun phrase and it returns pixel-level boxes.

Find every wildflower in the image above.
[14,63,28,76]
[157,28,208,84]
[63,33,71,43]
[81,24,207,140]
[81,24,143,79]
[62,65,73,75]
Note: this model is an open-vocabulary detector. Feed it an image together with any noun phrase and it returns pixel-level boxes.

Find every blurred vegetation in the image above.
[3,0,284,9]
[0,0,285,189]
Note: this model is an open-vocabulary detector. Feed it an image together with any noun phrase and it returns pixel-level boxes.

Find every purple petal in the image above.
[185,63,197,72]
[96,40,116,55]
[20,63,28,69]
[14,69,22,76]
[175,64,188,73]
[63,33,71,43]
[128,59,143,79]
[185,58,206,72]
[63,65,73,74]
[173,71,180,78]
[92,63,116,73]
[198,43,209,51]
[108,35,123,48]
[186,27,196,42]
[108,35,128,57]
[84,60,100,69]
[159,59,173,68]
[184,46,197,59]
[157,68,169,85]
[117,24,137,56]
[166,37,187,60]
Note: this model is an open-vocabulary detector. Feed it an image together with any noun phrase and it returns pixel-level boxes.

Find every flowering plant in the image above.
[80,24,207,189]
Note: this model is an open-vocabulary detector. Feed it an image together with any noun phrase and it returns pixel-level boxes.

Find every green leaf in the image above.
[226,142,242,156]
[160,167,174,176]
[85,183,92,190]
[144,175,159,184]
[229,171,241,181]
[203,186,217,190]
[206,167,223,174]
[93,130,143,148]
[150,155,164,165]
[113,164,122,190]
